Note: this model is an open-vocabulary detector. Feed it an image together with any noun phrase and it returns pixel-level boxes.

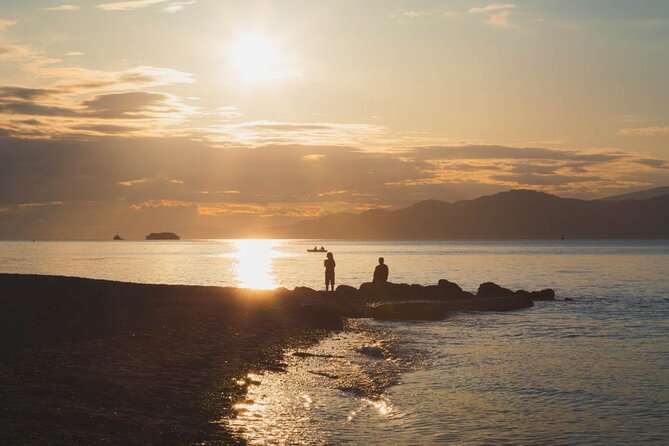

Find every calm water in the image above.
[1,240,668,444]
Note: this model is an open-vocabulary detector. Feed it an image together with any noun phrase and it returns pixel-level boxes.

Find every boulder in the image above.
[477,282,514,298]
[359,282,423,302]
[335,284,359,296]
[444,294,534,312]
[369,301,447,321]
[530,289,555,301]
[438,278,463,294]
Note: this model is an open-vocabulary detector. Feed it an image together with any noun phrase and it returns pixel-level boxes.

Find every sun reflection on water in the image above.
[231,239,282,289]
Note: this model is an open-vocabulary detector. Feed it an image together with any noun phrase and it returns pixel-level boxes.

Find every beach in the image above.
[0,274,345,445]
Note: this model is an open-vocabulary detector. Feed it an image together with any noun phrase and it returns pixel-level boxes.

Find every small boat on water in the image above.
[307,247,327,253]
[113,233,124,241]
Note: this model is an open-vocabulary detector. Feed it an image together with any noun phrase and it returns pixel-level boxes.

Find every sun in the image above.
[229,35,278,82]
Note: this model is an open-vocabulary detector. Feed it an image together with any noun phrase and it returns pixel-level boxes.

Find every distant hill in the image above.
[602,185,669,201]
[269,190,669,239]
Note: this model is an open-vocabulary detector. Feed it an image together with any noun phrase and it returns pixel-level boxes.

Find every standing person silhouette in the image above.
[324,252,336,291]
[373,257,389,283]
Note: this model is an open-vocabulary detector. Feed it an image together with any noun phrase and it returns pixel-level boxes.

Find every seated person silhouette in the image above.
[373,257,389,283]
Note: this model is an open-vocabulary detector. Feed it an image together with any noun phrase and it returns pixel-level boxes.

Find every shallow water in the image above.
[1,240,668,444]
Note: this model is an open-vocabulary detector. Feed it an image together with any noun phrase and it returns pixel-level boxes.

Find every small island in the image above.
[145,232,180,240]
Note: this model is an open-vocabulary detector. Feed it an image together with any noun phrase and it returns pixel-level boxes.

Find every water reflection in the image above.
[232,239,281,289]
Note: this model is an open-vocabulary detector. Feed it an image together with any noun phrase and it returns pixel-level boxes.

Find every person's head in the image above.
[378,257,384,264]
[327,252,333,259]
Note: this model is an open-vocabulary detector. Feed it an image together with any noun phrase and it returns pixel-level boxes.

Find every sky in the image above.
[0,0,668,239]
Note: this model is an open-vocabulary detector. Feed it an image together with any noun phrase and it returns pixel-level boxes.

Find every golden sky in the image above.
[1,1,668,238]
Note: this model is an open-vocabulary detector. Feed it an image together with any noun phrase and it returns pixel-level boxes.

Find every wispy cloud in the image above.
[485,10,514,28]
[468,4,515,15]
[65,51,84,56]
[0,19,18,31]
[163,1,195,13]
[97,0,170,11]
[619,126,669,136]
[468,3,517,29]
[392,10,458,19]
[42,4,81,11]
[97,0,194,12]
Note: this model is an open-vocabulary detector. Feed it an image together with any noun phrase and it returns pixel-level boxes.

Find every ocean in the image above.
[1,240,668,445]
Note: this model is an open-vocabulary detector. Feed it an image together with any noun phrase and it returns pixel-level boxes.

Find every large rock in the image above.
[477,282,514,298]
[438,278,463,294]
[335,284,359,296]
[530,288,555,301]
[359,282,422,302]
[515,288,555,301]
[444,294,533,312]
[369,293,534,320]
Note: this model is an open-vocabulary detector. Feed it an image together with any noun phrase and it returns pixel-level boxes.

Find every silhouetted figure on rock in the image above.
[324,252,336,291]
[373,257,389,283]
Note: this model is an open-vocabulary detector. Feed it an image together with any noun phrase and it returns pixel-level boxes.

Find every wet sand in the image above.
[0,274,345,445]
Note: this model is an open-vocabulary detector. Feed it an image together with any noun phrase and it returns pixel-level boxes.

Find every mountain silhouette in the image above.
[601,185,669,202]
[269,190,669,239]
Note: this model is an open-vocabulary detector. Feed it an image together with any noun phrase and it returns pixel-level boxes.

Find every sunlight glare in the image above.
[230,35,278,82]
[232,239,280,289]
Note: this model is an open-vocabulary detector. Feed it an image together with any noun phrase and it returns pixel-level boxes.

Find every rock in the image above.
[564,297,574,302]
[445,294,534,312]
[438,278,463,293]
[357,346,385,359]
[529,288,555,301]
[335,284,359,296]
[359,282,422,302]
[477,282,514,298]
[293,286,318,295]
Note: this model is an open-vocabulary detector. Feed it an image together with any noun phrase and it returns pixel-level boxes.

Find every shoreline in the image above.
[0,273,553,445]
[0,274,346,445]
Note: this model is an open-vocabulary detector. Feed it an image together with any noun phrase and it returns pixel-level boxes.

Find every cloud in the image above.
[485,10,514,28]
[400,10,433,18]
[0,19,18,31]
[66,51,84,56]
[97,0,194,12]
[42,5,81,11]
[392,10,458,19]
[0,86,54,101]
[97,0,170,11]
[163,1,196,13]
[206,120,387,147]
[490,173,600,186]
[0,137,667,238]
[412,145,626,163]
[468,4,515,15]
[468,3,516,28]
[619,126,669,136]
[81,91,178,118]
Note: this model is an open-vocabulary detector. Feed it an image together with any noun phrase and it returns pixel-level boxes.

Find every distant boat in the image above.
[113,234,124,240]
[307,247,327,253]
[146,232,180,240]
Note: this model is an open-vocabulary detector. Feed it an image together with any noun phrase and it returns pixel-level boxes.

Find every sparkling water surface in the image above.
[1,240,668,444]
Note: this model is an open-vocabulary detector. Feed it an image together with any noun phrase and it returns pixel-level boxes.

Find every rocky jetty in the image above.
[330,279,555,321]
